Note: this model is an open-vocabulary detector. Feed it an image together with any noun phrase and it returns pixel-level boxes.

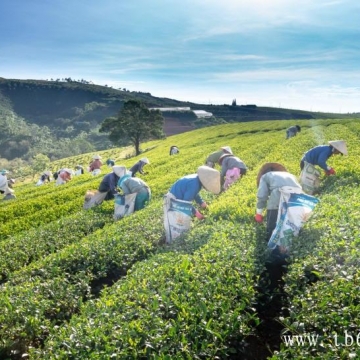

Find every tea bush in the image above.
[0,118,359,359]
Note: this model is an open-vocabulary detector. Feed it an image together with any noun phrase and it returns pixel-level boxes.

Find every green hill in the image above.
[1,77,359,168]
[0,118,359,359]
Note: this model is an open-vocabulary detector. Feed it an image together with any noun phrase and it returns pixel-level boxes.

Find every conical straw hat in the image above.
[197,166,221,194]
[328,140,348,155]
[113,165,127,178]
[220,146,233,154]
[140,157,150,164]
[257,163,287,187]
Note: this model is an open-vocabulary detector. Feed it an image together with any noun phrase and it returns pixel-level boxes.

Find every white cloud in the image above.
[215,54,266,61]
[210,67,360,83]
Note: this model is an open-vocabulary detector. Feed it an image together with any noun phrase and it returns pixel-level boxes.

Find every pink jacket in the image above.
[89,159,102,171]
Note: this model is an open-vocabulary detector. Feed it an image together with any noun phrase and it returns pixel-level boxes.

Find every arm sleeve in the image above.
[120,180,131,195]
[220,162,227,177]
[182,186,203,205]
[194,193,204,205]
[109,176,118,195]
[131,164,139,174]
[98,176,110,193]
[256,176,269,210]
[317,152,330,171]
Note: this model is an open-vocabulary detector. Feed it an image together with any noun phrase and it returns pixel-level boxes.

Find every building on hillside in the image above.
[149,107,212,118]
[192,110,213,118]
[149,107,191,112]
[149,107,212,136]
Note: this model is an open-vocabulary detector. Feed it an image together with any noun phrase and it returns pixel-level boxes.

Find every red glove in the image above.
[200,202,207,209]
[325,168,336,176]
[195,210,205,220]
[254,214,264,223]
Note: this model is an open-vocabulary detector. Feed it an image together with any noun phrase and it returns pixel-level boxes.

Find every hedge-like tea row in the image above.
[0,175,100,224]
[0,122,278,358]
[0,205,114,283]
[33,221,259,359]
[0,119,359,359]
[0,202,163,358]
[268,125,360,359]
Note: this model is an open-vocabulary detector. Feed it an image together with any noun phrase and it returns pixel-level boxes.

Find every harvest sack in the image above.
[163,193,193,244]
[36,180,44,186]
[299,161,321,195]
[268,186,319,254]
[114,193,136,220]
[83,190,107,210]
[92,169,101,176]
[0,175,8,192]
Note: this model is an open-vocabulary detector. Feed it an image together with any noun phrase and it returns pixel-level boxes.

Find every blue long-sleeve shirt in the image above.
[169,174,204,205]
[302,145,333,171]
[130,161,145,176]
[98,172,120,195]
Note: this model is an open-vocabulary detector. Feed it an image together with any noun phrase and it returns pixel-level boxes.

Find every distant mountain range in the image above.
[0,77,358,163]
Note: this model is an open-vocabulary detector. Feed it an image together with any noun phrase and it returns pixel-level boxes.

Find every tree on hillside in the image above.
[99,100,165,155]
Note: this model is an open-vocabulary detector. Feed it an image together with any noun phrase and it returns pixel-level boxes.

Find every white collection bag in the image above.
[268,186,319,254]
[92,169,101,176]
[114,193,137,220]
[299,161,321,195]
[83,190,108,210]
[0,175,8,192]
[163,194,193,244]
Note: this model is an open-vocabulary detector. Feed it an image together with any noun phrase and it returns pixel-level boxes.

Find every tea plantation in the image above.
[1,119,359,359]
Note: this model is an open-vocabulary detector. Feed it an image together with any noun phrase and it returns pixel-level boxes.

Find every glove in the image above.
[325,168,336,176]
[195,210,205,220]
[200,202,207,209]
[254,214,264,223]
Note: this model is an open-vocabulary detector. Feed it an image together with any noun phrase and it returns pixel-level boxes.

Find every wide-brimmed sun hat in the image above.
[112,165,127,178]
[0,169,9,175]
[220,146,233,154]
[93,155,102,160]
[257,163,287,187]
[140,157,150,164]
[328,140,348,155]
[197,166,221,194]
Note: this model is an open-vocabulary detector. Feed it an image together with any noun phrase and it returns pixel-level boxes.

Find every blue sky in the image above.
[1,0,359,113]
